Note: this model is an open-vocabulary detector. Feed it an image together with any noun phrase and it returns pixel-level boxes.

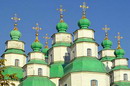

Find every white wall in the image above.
[103,61,113,70]
[60,72,110,86]
[113,70,130,82]
[50,78,60,86]
[101,50,115,57]
[4,54,26,67]
[74,29,94,40]
[73,42,98,58]
[29,52,45,60]
[6,41,24,50]
[114,59,128,66]
[25,64,49,77]
[48,47,70,64]
[52,33,72,44]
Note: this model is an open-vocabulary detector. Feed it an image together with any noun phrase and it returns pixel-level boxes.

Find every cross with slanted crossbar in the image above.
[102,25,110,40]
[115,32,123,49]
[80,2,89,18]
[43,34,50,48]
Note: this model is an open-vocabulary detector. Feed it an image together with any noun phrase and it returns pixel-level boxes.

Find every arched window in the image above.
[91,80,98,86]
[38,68,42,76]
[87,48,92,56]
[124,74,128,81]
[15,59,19,66]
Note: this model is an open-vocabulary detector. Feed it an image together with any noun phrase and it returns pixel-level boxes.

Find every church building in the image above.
[1,2,130,86]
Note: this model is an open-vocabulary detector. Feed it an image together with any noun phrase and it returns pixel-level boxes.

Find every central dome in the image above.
[64,57,107,74]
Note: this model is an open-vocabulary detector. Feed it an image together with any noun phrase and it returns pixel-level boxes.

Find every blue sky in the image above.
[0,0,130,63]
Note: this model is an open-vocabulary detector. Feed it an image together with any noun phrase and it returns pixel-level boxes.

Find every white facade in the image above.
[52,33,72,44]
[60,72,110,86]
[71,42,98,58]
[48,47,71,63]
[74,29,95,40]
[24,64,49,77]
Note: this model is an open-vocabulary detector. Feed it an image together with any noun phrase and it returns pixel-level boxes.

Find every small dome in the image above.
[42,48,49,54]
[78,18,91,29]
[101,39,112,49]
[10,30,21,40]
[56,22,68,33]
[31,42,43,52]
[114,49,125,58]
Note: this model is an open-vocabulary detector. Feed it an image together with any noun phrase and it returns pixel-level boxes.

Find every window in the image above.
[64,84,67,86]
[87,48,92,56]
[124,74,128,81]
[65,53,70,63]
[38,68,42,76]
[15,59,19,66]
[91,80,98,86]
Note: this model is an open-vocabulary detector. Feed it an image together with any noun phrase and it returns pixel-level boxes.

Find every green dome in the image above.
[2,67,23,80]
[19,76,56,86]
[10,30,21,40]
[64,57,107,75]
[114,49,125,58]
[78,18,91,29]
[56,22,68,33]
[31,42,43,52]
[42,48,49,54]
[101,39,112,49]
[50,62,64,78]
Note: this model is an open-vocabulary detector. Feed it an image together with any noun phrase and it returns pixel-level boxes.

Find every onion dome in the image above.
[56,22,68,32]
[56,5,68,33]
[10,28,21,40]
[10,14,21,40]
[78,18,91,29]
[78,2,91,29]
[31,23,43,52]
[101,39,112,49]
[31,41,43,52]
[114,49,125,58]
[114,32,125,58]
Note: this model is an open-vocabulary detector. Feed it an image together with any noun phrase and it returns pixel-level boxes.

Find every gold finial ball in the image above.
[36,33,38,36]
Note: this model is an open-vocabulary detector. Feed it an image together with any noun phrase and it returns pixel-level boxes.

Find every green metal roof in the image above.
[112,65,130,71]
[112,82,130,86]
[27,59,47,65]
[74,38,95,43]
[4,48,26,55]
[2,66,23,80]
[100,56,115,62]
[50,62,64,78]
[19,76,56,86]
[52,42,71,47]
[64,57,107,75]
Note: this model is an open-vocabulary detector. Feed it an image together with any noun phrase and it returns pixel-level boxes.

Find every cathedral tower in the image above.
[1,14,26,86]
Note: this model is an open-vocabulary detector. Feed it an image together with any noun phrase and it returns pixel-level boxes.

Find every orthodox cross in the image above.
[32,23,42,42]
[43,34,50,48]
[115,32,123,49]
[80,2,89,19]
[11,14,20,30]
[57,5,66,22]
[102,25,110,40]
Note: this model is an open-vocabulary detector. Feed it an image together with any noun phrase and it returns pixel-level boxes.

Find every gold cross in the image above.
[80,2,89,19]
[57,5,66,22]
[32,23,42,42]
[115,32,123,49]
[11,14,20,26]
[102,25,110,40]
[43,34,50,48]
